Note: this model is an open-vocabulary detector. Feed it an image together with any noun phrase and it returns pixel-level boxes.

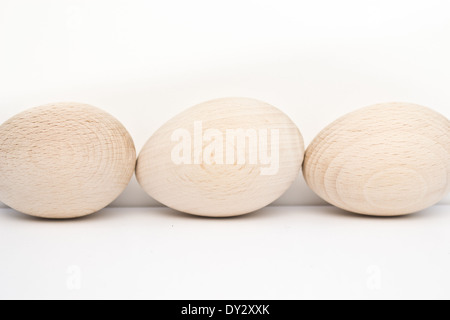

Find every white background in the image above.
[1,0,449,208]
[1,0,450,301]
[1,205,449,300]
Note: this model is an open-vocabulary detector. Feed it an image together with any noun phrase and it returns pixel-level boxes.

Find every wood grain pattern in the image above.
[303,102,450,216]
[136,97,304,217]
[0,103,136,219]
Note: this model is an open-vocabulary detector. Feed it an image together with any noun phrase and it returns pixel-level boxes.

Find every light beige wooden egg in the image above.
[136,97,304,217]
[0,102,136,219]
[303,102,450,216]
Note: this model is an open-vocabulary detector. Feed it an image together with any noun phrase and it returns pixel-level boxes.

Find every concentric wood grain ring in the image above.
[303,102,450,216]
[0,103,136,218]
[136,97,304,217]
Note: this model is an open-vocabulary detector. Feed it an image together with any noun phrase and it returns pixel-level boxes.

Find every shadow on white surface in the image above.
[0,203,441,223]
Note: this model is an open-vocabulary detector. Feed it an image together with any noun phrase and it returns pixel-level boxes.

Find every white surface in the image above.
[0,0,449,207]
[0,205,449,300]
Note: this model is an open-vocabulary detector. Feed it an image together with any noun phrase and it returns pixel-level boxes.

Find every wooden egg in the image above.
[0,103,136,219]
[136,97,304,217]
[303,102,450,216]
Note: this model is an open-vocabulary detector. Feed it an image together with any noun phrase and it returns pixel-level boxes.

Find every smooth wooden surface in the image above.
[0,103,136,218]
[136,97,304,217]
[303,102,450,216]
